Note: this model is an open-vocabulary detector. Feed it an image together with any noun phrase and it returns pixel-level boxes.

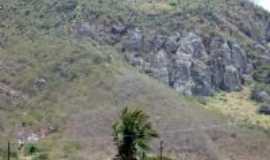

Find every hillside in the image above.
[1,0,270,160]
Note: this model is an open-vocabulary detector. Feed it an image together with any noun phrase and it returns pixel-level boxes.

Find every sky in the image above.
[253,0,270,11]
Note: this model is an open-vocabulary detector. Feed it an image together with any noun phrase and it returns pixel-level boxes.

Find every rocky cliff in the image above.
[69,0,270,96]
[122,31,252,96]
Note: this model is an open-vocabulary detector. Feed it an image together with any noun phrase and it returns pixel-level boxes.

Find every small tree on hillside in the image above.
[113,107,158,160]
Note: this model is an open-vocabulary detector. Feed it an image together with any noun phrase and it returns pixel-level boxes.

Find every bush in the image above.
[24,143,38,156]
[113,107,158,160]
[168,0,177,7]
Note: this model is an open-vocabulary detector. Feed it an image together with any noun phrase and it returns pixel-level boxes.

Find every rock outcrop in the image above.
[121,31,251,96]
[251,89,270,103]
[258,104,270,115]
[72,19,255,96]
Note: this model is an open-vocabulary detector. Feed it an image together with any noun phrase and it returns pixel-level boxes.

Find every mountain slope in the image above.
[0,37,270,160]
[1,0,270,160]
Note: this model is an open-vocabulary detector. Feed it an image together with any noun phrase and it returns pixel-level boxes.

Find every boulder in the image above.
[258,104,270,115]
[251,90,270,103]
[33,78,47,90]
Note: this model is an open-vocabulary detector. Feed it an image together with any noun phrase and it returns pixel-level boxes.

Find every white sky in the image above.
[253,0,270,11]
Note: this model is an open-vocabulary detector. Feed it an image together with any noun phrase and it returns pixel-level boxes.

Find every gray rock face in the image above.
[72,22,252,96]
[146,50,170,84]
[191,61,214,96]
[265,23,270,42]
[122,31,251,96]
[222,65,242,91]
[164,33,180,54]
[170,50,193,96]
[123,28,144,51]
[251,90,270,103]
[180,33,208,59]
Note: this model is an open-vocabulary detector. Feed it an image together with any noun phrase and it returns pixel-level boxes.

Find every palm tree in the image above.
[113,107,158,160]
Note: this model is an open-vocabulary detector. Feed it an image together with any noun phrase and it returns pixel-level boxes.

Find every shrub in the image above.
[24,143,38,156]
[113,107,158,160]
[168,0,177,7]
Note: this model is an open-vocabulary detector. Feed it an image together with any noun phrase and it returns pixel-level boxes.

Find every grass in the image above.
[0,35,224,159]
[135,1,175,14]
[1,36,264,159]
[204,87,270,132]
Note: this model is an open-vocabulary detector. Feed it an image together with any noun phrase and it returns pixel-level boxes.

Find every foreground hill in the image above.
[1,37,270,160]
[0,0,270,160]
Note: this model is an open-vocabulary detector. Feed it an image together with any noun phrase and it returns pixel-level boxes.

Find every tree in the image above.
[113,107,158,160]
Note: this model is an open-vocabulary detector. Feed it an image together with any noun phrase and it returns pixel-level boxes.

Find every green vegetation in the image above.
[24,143,38,155]
[21,143,48,160]
[113,107,158,160]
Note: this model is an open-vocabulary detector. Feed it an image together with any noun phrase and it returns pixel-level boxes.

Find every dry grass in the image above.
[135,1,174,14]
[1,38,270,159]
[205,87,270,131]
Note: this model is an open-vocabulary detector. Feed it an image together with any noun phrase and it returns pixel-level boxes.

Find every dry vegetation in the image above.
[0,0,270,160]
[1,37,270,160]
[205,87,270,132]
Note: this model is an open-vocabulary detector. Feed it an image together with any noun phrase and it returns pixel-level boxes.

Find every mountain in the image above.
[1,0,270,159]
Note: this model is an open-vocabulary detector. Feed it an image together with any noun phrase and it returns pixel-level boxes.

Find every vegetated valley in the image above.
[1,0,270,159]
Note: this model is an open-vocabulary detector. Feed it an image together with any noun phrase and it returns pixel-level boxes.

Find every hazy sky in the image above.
[254,0,270,11]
